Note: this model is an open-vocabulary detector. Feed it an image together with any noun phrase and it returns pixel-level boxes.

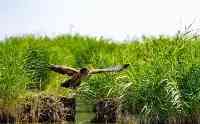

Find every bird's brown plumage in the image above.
[49,64,78,76]
[49,64,129,89]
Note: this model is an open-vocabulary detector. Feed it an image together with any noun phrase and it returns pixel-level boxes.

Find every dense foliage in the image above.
[0,34,200,119]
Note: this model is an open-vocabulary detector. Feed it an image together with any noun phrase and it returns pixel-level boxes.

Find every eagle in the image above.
[49,64,129,89]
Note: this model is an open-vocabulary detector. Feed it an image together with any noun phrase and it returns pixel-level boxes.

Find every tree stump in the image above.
[59,97,76,122]
[91,99,119,123]
[17,94,76,123]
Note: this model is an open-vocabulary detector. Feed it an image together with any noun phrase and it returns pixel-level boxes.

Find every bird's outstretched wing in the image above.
[89,64,129,74]
[49,64,79,76]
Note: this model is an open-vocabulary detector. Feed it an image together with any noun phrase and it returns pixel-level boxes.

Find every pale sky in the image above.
[0,0,200,40]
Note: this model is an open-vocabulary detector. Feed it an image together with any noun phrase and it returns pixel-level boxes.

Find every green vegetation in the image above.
[23,46,50,90]
[0,33,200,121]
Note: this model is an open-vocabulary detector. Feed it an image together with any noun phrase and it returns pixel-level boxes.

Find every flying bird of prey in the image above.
[49,64,129,89]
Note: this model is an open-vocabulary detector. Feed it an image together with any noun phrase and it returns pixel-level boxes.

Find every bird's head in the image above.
[80,68,89,75]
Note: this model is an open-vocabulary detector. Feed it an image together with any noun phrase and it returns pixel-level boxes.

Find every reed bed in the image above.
[0,33,200,123]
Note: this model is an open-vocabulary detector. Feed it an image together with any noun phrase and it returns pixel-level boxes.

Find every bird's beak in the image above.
[124,64,130,68]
